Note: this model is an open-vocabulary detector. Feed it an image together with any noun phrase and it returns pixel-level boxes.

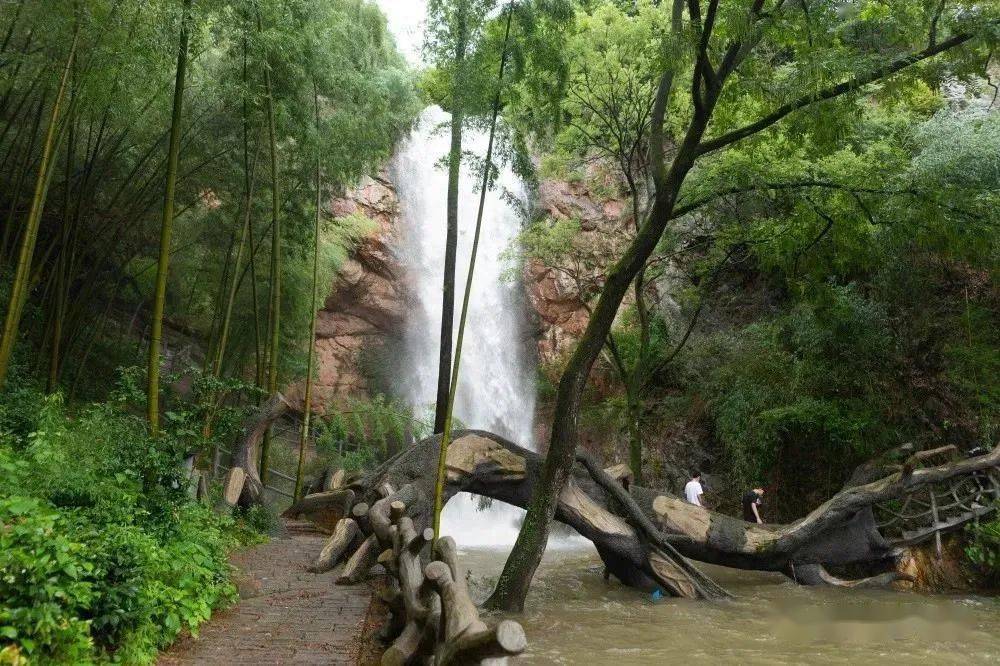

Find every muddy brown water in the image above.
[456,546,1000,665]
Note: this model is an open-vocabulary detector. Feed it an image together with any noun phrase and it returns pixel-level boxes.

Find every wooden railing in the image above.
[211,444,297,500]
[875,454,1000,556]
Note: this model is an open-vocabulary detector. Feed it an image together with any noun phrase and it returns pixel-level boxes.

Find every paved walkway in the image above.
[160,520,371,666]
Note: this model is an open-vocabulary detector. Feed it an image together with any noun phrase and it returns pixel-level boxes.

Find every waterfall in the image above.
[375,0,538,547]
[390,107,536,546]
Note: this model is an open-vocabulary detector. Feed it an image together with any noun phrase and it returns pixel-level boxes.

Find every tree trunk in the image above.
[259,10,281,481]
[433,9,468,435]
[486,145,710,610]
[146,0,193,431]
[332,430,995,599]
[229,392,292,507]
[487,28,725,606]
[627,395,642,485]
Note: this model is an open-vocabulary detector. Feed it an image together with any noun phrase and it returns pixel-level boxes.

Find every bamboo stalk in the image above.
[294,83,323,500]
[431,6,514,542]
[0,29,78,389]
[147,0,193,431]
[47,101,76,393]
[258,8,281,482]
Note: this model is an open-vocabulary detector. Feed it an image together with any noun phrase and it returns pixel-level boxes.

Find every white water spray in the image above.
[376,0,539,548]
[391,105,536,546]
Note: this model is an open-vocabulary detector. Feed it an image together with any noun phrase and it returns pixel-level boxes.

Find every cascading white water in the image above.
[391,106,537,546]
[375,1,538,547]
[392,105,535,446]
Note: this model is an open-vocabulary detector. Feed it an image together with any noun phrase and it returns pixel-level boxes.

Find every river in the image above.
[455,546,1000,664]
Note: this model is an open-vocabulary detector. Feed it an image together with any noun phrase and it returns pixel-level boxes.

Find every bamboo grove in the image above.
[0,0,418,419]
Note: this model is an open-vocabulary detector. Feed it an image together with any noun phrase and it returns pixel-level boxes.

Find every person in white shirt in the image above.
[684,471,705,507]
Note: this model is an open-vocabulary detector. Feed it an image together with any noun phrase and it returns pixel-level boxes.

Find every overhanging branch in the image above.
[695,28,988,157]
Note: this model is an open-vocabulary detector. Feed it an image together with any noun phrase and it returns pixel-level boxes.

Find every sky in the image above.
[374,0,427,67]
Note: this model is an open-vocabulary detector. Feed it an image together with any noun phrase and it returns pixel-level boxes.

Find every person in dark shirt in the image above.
[742,488,765,523]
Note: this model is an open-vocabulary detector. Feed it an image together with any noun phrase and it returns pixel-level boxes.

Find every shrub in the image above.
[0,497,95,664]
[697,285,894,517]
[965,512,1000,588]
[0,387,247,664]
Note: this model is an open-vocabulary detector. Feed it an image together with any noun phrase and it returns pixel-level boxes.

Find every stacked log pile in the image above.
[298,477,527,665]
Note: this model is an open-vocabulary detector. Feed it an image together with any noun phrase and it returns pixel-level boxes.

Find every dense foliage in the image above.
[0,382,259,664]
[0,0,419,661]
[502,0,998,519]
[966,511,1000,587]
[0,0,418,401]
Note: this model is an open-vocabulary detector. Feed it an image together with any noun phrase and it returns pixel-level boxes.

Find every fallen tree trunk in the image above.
[228,392,292,507]
[336,430,999,594]
[309,518,360,573]
[342,431,724,597]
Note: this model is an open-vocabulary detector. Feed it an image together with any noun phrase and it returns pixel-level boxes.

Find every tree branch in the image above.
[695,28,986,156]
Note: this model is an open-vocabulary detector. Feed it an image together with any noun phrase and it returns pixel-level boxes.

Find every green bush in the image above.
[233,504,280,538]
[697,285,894,516]
[0,387,249,664]
[0,497,95,664]
[965,512,1000,588]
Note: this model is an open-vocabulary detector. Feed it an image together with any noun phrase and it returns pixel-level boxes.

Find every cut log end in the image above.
[495,620,528,653]
[436,620,528,665]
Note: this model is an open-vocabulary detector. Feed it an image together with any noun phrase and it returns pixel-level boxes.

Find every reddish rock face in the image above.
[525,176,634,367]
[288,174,407,412]
[288,167,633,410]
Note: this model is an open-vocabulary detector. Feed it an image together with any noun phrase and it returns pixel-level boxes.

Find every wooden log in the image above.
[370,486,417,546]
[229,393,292,507]
[436,620,528,666]
[396,518,432,621]
[433,537,468,595]
[370,498,393,545]
[214,466,246,515]
[337,534,378,585]
[378,548,398,576]
[283,488,355,532]
[604,463,633,486]
[352,502,371,533]
[381,621,422,666]
[378,578,407,642]
[424,560,487,644]
[284,488,355,516]
[789,562,915,588]
[902,445,959,479]
[412,527,435,556]
[309,518,359,573]
[327,468,346,491]
[648,547,698,598]
[381,611,442,666]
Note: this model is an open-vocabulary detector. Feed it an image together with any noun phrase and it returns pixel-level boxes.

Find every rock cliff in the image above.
[299,174,407,410]
[526,176,632,367]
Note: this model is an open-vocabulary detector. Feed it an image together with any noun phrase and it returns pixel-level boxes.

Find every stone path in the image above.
[159,520,371,666]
